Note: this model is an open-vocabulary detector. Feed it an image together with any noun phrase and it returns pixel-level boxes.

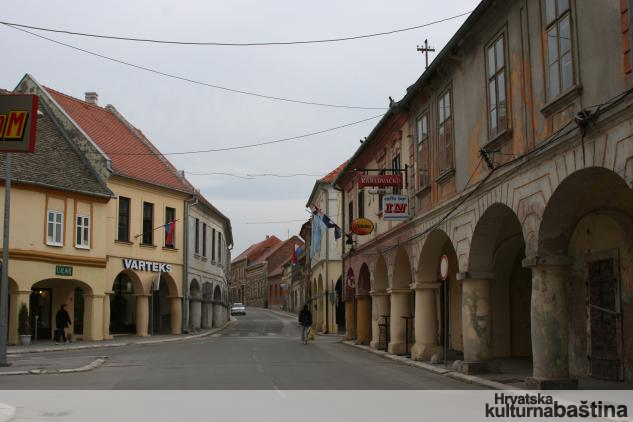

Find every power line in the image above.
[185,171,326,179]
[0,11,472,47]
[2,24,386,110]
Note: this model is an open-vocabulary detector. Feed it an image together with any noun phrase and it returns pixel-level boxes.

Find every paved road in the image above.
[0,307,477,389]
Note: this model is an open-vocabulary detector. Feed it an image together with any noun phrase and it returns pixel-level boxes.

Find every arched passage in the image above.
[463,203,531,373]
[189,279,202,331]
[334,276,344,334]
[152,272,179,335]
[212,285,224,328]
[389,247,414,355]
[344,268,355,340]
[530,167,633,385]
[110,271,142,335]
[30,278,94,341]
[316,274,324,332]
[414,230,461,361]
[370,256,390,350]
[355,263,372,345]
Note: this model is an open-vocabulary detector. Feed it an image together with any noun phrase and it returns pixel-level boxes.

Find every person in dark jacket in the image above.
[54,304,72,344]
[298,304,313,344]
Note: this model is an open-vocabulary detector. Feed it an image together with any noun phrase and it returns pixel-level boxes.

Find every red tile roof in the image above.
[232,235,282,263]
[46,87,191,193]
[320,160,349,183]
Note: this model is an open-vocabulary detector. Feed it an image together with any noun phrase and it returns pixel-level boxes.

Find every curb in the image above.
[342,341,512,390]
[7,320,236,356]
[0,403,16,422]
[0,357,107,377]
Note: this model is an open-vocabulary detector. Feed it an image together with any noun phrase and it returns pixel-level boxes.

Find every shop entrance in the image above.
[151,275,171,334]
[110,272,137,334]
[30,288,52,340]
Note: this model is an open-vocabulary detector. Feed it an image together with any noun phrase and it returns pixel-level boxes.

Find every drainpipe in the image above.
[182,195,198,333]
[324,186,330,334]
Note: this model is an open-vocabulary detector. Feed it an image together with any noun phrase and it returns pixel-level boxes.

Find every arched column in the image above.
[355,294,371,345]
[523,255,577,389]
[411,282,440,360]
[189,297,202,331]
[135,293,150,337]
[388,287,411,355]
[8,290,30,345]
[457,272,494,373]
[170,296,182,335]
[83,294,104,341]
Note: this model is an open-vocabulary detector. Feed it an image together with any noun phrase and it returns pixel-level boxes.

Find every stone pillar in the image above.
[135,294,150,337]
[170,296,182,335]
[410,283,441,360]
[8,290,30,345]
[370,291,389,349]
[102,292,113,340]
[355,295,371,345]
[83,294,104,341]
[189,297,202,331]
[523,256,577,389]
[457,273,494,373]
[388,288,411,355]
[344,300,354,340]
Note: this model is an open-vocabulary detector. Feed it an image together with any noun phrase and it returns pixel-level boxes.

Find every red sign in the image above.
[357,173,402,188]
[0,95,38,153]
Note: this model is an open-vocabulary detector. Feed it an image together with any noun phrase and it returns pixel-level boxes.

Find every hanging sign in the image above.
[0,95,38,153]
[382,195,409,221]
[440,254,449,281]
[351,218,374,235]
[357,173,402,188]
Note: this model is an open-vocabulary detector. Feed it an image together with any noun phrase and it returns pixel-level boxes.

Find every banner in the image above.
[382,194,409,221]
[357,173,402,188]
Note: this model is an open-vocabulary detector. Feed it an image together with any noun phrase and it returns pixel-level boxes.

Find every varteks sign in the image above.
[123,259,172,273]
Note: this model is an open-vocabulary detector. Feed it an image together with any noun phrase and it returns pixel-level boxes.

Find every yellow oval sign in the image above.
[351,218,374,235]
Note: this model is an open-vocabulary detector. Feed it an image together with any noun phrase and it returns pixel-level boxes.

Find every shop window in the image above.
[142,202,154,246]
[544,0,575,99]
[486,32,509,138]
[437,89,454,174]
[47,210,63,246]
[75,215,90,249]
[117,197,130,242]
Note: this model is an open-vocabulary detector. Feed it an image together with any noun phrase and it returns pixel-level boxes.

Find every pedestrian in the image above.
[298,304,312,345]
[54,304,72,345]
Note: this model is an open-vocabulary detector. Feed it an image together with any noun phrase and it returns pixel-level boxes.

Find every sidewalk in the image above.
[8,319,236,355]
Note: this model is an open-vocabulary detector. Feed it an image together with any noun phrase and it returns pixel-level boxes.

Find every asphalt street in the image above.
[0,307,478,389]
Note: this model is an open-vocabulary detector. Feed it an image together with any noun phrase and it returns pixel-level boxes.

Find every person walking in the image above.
[298,304,313,345]
[54,304,72,344]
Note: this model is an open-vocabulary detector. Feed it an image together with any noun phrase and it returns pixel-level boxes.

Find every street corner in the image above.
[0,403,16,422]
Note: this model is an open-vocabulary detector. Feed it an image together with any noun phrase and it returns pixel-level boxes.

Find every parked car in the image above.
[231,303,246,316]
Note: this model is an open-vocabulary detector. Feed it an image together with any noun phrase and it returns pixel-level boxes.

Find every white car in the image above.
[231,303,246,316]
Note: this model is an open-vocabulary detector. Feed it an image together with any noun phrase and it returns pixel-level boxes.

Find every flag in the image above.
[320,212,342,240]
[291,244,304,265]
[165,220,175,246]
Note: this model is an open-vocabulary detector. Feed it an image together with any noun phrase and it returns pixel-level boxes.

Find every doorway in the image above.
[30,288,52,340]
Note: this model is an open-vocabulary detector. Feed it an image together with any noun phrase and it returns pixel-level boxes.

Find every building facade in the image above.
[335,0,633,388]
[186,195,232,331]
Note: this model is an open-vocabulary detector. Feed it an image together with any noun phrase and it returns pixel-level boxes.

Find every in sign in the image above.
[440,254,449,281]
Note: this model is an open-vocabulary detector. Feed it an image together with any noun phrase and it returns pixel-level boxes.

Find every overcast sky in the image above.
[1,0,478,256]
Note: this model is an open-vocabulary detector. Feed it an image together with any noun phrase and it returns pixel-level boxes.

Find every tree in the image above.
[18,303,30,336]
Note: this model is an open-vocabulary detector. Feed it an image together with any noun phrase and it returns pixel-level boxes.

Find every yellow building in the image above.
[14,74,194,340]
[1,90,114,344]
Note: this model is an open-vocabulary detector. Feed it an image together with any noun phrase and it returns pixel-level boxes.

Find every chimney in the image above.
[85,92,99,105]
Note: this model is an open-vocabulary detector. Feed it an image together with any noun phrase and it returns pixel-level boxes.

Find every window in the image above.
[218,232,223,264]
[76,215,90,249]
[194,218,200,254]
[142,202,154,245]
[358,190,365,219]
[212,228,216,261]
[165,207,175,248]
[202,223,207,257]
[416,112,430,187]
[348,200,354,230]
[47,210,64,246]
[437,89,454,173]
[486,33,508,138]
[545,0,574,99]
[392,153,402,194]
[117,197,130,242]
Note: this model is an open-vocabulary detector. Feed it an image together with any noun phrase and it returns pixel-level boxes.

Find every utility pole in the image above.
[416,39,436,69]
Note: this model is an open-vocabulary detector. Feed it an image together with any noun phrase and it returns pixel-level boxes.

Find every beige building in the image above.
[1,90,114,344]
[15,74,194,338]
